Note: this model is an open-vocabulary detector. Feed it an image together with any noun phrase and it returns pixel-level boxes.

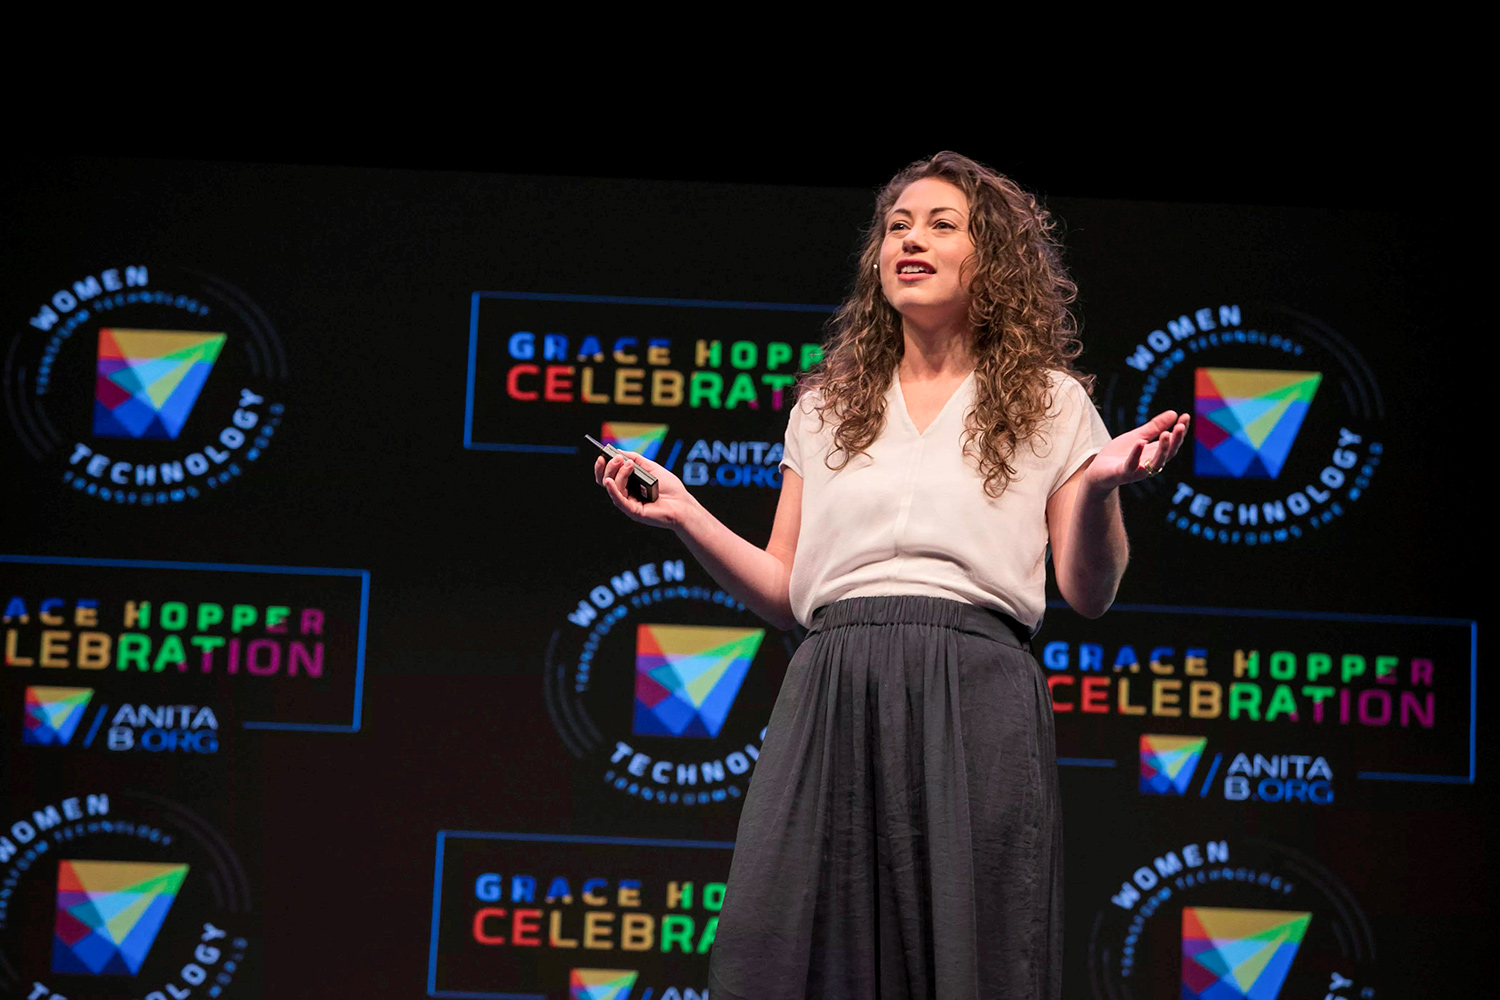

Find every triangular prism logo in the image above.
[94,328,227,440]
[23,686,95,746]
[1139,734,1207,795]
[634,624,763,738]
[601,422,668,461]
[1193,368,1322,479]
[1182,906,1311,999]
[570,967,638,1000]
[52,860,190,975]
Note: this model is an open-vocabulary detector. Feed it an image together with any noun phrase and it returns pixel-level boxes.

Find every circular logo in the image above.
[544,559,794,808]
[5,264,286,506]
[0,791,254,999]
[1087,837,1376,999]
[1102,303,1382,546]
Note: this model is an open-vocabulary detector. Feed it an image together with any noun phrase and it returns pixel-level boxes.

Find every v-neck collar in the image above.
[892,370,975,437]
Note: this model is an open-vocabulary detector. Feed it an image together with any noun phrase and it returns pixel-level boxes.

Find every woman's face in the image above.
[878,176,976,326]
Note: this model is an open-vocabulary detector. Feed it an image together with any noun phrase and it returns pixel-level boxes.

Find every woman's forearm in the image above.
[1053,408,1189,617]
[672,500,796,630]
[1059,479,1129,618]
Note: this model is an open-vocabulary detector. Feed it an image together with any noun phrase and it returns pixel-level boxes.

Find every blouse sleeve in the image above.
[1048,374,1114,496]
[779,394,807,478]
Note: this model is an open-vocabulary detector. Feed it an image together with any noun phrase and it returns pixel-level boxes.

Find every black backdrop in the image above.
[1,155,1490,998]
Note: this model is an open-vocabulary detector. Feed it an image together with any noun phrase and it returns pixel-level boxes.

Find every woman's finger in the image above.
[602,471,637,513]
[1143,410,1179,437]
[616,461,642,505]
[1165,426,1186,463]
[1137,442,1158,477]
[594,455,607,485]
[1151,433,1171,474]
[615,449,657,473]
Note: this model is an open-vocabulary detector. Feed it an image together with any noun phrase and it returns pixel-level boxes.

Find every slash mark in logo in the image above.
[571,967,639,1000]
[634,625,763,738]
[1139,734,1207,795]
[1181,907,1311,1000]
[23,686,94,745]
[53,860,189,974]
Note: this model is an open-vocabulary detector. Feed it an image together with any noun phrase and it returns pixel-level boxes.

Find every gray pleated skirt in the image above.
[707,595,1062,1000]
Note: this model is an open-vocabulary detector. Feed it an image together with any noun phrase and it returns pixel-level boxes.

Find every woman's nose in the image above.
[902,233,925,252]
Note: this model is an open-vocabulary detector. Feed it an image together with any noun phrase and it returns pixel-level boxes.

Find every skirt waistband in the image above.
[808,595,1030,650]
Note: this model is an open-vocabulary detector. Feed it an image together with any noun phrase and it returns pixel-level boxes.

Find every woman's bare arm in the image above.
[1047,410,1189,618]
[1046,463,1129,618]
[597,452,802,630]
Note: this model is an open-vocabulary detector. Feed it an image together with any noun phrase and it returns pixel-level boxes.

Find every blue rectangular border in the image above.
[463,290,836,454]
[1,553,369,733]
[1044,601,1478,783]
[427,830,736,999]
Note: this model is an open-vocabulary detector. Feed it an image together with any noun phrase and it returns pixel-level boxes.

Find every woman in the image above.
[594,151,1187,1000]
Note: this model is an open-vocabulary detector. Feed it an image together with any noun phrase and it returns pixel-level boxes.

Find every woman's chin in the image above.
[890,296,972,330]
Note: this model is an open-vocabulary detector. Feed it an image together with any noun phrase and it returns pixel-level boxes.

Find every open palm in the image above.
[1086,410,1191,490]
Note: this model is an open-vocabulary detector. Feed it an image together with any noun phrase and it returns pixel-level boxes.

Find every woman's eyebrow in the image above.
[889,206,962,218]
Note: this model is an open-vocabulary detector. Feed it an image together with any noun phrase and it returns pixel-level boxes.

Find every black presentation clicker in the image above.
[585,434,659,503]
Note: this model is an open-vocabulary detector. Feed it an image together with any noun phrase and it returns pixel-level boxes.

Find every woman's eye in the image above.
[888,222,906,232]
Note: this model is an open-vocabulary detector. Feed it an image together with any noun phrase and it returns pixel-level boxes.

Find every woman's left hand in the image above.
[1084,410,1191,491]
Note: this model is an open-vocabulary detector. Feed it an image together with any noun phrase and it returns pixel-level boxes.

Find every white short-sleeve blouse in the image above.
[780,369,1112,631]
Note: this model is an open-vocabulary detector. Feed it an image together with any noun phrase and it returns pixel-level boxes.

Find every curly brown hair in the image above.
[802,150,1093,497]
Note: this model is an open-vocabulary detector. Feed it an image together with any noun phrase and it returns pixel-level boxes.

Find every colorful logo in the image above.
[93,328,227,440]
[52,860,189,975]
[570,968,639,1000]
[601,422,669,461]
[23,686,95,746]
[634,625,763,738]
[1182,907,1311,1000]
[6,263,287,506]
[2,793,253,995]
[1087,838,1376,997]
[546,558,790,808]
[1139,734,1207,795]
[1104,303,1383,547]
[1193,368,1321,479]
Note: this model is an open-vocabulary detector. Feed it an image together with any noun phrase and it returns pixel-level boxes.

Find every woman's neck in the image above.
[900,316,974,380]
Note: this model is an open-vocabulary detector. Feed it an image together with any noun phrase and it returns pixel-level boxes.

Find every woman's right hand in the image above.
[593,451,699,530]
